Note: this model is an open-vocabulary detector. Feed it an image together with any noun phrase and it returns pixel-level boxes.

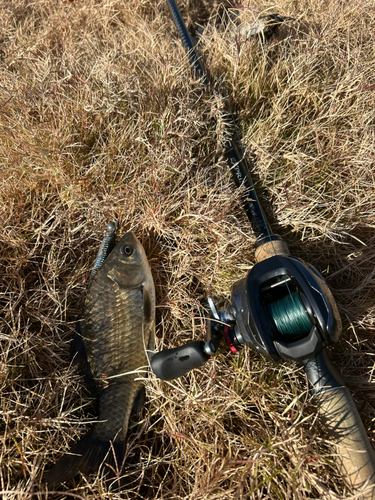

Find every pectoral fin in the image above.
[70,322,97,398]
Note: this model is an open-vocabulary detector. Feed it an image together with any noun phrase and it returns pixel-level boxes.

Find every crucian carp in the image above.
[46,226,155,486]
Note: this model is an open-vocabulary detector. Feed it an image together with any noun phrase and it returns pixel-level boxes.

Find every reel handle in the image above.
[304,349,375,497]
[150,341,210,381]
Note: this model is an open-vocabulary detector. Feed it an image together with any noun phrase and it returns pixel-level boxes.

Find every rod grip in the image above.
[304,350,375,497]
[150,341,209,381]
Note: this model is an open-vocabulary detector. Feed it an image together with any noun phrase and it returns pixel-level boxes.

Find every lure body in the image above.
[46,231,155,486]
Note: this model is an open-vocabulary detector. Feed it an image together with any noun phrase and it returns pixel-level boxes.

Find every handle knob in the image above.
[150,341,209,381]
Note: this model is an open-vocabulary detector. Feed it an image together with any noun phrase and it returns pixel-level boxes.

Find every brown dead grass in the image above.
[0,0,375,498]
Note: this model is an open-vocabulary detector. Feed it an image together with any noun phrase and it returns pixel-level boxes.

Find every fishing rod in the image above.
[165,0,270,240]
[151,1,375,496]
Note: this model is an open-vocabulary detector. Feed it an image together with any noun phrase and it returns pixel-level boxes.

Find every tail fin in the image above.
[45,430,124,487]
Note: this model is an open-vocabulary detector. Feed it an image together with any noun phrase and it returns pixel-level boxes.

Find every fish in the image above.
[46,230,155,486]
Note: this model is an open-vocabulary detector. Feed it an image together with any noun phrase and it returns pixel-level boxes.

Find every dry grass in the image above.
[0,0,375,498]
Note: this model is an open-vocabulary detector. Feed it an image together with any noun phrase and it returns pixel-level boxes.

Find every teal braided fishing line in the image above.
[268,291,312,336]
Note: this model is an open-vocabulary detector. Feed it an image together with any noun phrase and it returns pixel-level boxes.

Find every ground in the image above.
[0,0,375,498]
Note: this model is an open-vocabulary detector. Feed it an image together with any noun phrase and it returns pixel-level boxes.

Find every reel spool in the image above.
[268,290,312,337]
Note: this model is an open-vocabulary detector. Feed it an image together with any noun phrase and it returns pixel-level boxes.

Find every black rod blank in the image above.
[165,0,271,239]
[166,0,208,85]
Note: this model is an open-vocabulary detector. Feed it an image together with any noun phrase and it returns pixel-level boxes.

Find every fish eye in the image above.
[120,244,134,257]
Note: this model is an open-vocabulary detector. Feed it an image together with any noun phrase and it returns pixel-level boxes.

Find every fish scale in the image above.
[86,286,150,441]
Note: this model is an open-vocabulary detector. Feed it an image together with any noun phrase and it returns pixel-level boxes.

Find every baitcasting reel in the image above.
[151,235,375,496]
[151,235,342,381]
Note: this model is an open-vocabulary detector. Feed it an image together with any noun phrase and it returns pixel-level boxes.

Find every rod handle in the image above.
[151,341,209,381]
[304,349,375,497]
